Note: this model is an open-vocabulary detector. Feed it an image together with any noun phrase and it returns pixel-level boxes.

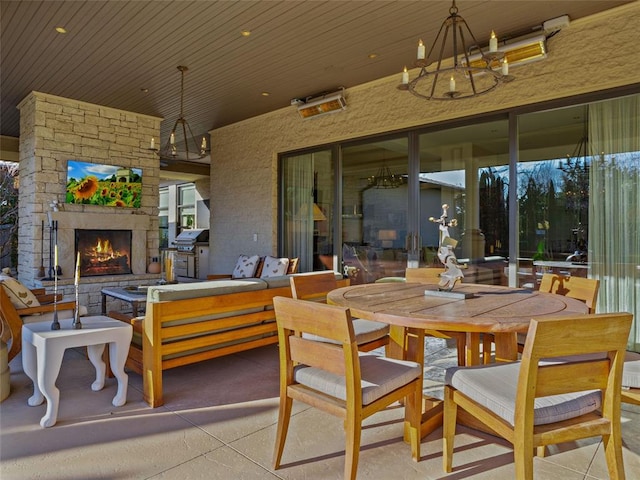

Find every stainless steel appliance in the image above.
[172,229,209,279]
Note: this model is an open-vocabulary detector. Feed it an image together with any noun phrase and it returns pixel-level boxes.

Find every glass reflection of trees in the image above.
[518,157,591,261]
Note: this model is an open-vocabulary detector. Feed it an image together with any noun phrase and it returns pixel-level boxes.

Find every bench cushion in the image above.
[147,279,266,302]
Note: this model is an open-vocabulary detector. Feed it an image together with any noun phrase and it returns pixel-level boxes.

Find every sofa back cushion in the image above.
[260,256,290,278]
[147,279,267,302]
[231,254,261,278]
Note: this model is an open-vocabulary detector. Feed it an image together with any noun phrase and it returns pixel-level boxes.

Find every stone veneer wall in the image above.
[17,92,162,314]
[208,2,640,274]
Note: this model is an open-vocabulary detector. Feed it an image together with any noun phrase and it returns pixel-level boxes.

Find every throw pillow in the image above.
[260,256,290,278]
[231,254,261,278]
[1,277,41,309]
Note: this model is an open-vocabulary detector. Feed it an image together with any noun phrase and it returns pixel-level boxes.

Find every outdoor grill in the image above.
[172,229,209,279]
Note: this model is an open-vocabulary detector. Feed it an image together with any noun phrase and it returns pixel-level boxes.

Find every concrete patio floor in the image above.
[1,337,639,479]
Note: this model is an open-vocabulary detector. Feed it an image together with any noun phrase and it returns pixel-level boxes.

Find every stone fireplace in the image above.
[17,91,163,315]
[75,229,132,276]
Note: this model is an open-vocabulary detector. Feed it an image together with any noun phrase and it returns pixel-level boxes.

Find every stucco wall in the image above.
[208,2,640,273]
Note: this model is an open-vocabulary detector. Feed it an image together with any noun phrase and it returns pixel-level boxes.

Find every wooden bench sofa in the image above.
[111,274,347,407]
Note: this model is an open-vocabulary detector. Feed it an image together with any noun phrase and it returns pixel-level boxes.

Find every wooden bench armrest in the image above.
[35,293,64,304]
[108,310,144,334]
[16,301,75,316]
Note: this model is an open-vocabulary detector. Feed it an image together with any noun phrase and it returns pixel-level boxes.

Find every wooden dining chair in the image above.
[289,272,390,352]
[443,312,632,480]
[404,268,469,366]
[272,296,422,480]
[515,274,601,353]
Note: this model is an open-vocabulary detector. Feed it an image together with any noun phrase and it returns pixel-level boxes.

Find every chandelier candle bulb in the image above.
[449,76,456,92]
[502,58,509,76]
[150,137,155,150]
[417,39,425,59]
[201,137,206,151]
[402,66,409,84]
[170,132,175,145]
[489,31,498,52]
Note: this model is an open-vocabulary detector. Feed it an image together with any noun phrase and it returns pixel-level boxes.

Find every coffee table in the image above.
[22,315,133,427]
[101,286,148,317]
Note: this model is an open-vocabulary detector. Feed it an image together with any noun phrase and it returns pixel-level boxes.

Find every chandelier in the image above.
[368,164,404,189]
[398,0,513,100]
[151,66,208,161]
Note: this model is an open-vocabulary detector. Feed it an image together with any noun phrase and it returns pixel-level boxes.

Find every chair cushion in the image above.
[260,256,290,278]
[446,361,601,426]
[0,277,41,309]
[623,351,640,388]
[303,319,389,346]
[294,353,421,405]
[231,254,261,278]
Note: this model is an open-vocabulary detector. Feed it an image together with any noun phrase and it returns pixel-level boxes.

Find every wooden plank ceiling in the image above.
[1,0,632,152]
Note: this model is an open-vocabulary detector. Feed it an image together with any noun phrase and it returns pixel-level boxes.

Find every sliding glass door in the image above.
[417,119,509,284]
[341,138,409,283]
[280,149,334,273]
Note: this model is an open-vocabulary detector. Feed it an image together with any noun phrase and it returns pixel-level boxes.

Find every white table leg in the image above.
[22,338,44,407]
[108,341,128,407]
[86,343,107,391]
[36,345,64,428]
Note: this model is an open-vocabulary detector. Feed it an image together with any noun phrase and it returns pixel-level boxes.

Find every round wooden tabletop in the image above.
[327,282,590,334]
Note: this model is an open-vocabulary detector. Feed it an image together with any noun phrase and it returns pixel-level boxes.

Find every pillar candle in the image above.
[489,31,497,53]
[417,40,425,60]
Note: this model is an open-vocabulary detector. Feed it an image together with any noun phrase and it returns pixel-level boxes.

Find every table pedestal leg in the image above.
[36,346,64,428]
[87,344,106,391]
[108,341,128,407]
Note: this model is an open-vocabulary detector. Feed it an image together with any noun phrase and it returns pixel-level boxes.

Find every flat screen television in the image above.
[65,160,142,208]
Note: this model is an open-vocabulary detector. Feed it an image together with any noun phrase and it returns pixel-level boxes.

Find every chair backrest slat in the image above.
[405,268,442,284]
[289,335,347,376]
[536,360,611,397]
[538,274,600,312]
[290,272,338,302]
[274,296,353,343]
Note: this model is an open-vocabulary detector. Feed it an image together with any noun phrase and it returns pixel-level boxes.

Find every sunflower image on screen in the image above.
[65,160,142,208]
[428,204,466,291]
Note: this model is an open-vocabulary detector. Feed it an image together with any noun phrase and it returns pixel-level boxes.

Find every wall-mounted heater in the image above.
[465,34,548,72]
[296,91,347,119]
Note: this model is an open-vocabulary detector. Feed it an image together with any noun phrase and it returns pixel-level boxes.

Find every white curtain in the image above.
[283,154,314,272]
[589,94,640,351]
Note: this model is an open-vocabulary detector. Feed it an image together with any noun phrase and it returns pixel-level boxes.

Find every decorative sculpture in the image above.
[429,204,466,291]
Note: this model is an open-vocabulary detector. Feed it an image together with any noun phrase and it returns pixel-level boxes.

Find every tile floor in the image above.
[1,337,639,479]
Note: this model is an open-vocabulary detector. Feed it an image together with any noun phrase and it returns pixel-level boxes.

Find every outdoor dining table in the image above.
[327,281,590,438]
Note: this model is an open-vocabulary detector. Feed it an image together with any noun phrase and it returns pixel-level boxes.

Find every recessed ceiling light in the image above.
[55,26,67,34]
[240,30,251,37]
[368,53,378,59]
[141,88,149,93]
[261,92,270,97]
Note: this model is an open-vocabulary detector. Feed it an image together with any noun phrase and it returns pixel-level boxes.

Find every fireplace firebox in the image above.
[75,229,132,276]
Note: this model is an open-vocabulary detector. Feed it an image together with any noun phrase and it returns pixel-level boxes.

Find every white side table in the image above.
[21,315,133,428]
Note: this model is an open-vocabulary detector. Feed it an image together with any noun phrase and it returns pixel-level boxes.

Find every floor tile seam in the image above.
[216,443,287,480]
[535,441,603,479]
